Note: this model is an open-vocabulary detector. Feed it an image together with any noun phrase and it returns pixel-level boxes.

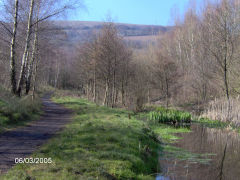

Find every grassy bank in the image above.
[3,95,200,180]
[0,87,42,133]
[3,97,162,180]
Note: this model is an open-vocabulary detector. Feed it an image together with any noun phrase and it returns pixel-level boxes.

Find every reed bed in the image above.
[201,97,240,127]
[149,107,192,124]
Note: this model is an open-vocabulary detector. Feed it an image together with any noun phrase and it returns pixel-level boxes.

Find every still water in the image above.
[157,124,240,180]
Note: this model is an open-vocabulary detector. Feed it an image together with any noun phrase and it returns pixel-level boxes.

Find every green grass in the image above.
[0,88,42,132]
[152,124,191,143]
[3,95,208,180]
[3,97,162,180]
[149,107,191,124]
[192,117,229,128]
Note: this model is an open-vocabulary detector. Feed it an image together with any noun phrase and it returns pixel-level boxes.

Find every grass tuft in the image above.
[0,87,42,132]
[149,107,191,124]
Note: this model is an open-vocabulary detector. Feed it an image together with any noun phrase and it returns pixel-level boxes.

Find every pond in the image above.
[157,124,240,180]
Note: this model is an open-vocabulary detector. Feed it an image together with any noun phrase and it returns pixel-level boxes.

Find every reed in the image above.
[149,107,191,124]
[201,97,240,127]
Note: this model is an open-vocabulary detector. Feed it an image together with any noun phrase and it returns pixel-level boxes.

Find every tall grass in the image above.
[201,97,240,127]
[0,87,41,128]
[149,107,192,124]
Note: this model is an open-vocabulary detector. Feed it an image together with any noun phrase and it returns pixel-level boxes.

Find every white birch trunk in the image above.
[10,0,19,94]
[17,0,35,96]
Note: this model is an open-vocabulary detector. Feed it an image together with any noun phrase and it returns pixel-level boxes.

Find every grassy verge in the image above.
[0,88,42,133]
[3,97,162,180]
[3,95,203,180]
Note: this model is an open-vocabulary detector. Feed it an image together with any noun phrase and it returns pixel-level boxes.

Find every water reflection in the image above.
[156,175,170,180]
[158,124,240,180]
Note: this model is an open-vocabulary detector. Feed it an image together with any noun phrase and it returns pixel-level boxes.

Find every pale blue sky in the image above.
[73,0,202,25]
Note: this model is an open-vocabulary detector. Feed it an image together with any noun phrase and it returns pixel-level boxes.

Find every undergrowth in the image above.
[0,87,42,132]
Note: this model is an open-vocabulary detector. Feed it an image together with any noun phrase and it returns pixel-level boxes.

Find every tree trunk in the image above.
[115,89,118,105]
[10,0,19,95]
[112,70,116,107]
[26,21,39,95]
[121,80,125,106]
[223,31,231,121]
[54,60,60,89]
[103,79,109,106]
[93,66,96,103]
[224,58,229,100]
[17,0,35,96]
[86,82,89,100]
[165,76,169,108]
[224,57,231,122]
[147,87,150,104]
[32,50,39,101]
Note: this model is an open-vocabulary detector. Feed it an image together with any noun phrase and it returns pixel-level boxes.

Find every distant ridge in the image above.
[52,21,172,33]
[49,21,172,48]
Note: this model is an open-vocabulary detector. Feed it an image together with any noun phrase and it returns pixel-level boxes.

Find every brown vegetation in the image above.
[1,0,240,123]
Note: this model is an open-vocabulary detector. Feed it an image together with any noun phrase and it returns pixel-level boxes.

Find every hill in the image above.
[50,21,172,48]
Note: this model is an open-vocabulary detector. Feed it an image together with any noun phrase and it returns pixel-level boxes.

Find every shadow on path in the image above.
[0,93,72,174]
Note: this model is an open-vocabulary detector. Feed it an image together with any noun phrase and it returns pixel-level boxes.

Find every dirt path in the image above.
[0,93,72,174]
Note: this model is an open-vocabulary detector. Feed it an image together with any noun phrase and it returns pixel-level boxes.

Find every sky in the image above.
[72,0,201,26]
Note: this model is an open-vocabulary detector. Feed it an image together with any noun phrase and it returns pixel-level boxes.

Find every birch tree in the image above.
[10,0,19,94]
[16,0,35,96]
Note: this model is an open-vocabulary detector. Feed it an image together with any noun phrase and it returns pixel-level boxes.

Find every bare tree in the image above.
[202,0,240,100]
[16,0,35,96]
[9,0,19,94]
